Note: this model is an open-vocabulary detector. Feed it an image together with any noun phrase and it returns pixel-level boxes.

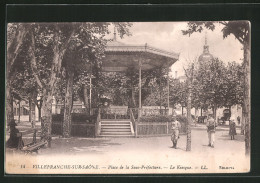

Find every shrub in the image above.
[176,115,188,124]
[52,114,63,122]
[52,113,97,124]
[72,113,95,123]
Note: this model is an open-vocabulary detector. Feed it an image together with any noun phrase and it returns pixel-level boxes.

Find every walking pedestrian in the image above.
[229,117,237,140]
[206,114,216,148]
[171,116,181,149]
[6,119,22,148]
[237,116,241,125]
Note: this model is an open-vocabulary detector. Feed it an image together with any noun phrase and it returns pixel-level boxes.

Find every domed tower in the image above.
[198,32,214,63]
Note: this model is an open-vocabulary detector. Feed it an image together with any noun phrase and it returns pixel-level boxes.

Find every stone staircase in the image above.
[98,119,135,137]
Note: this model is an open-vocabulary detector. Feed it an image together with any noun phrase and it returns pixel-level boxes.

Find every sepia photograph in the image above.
[5,21,250,174]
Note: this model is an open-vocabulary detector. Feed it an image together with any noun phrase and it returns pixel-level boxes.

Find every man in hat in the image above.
[6,119,22,148]
[229,117,237,140]
[171,116,181,149]
[206,114,216,148]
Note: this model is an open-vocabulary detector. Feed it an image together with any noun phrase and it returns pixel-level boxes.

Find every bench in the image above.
[17,129,47,154]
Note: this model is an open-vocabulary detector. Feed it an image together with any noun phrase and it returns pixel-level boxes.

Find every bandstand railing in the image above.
[94,107,170,137]
[97,107,169,120]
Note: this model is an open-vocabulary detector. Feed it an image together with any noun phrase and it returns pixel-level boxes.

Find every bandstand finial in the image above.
[203,31,209,53]
[113,26,116,41]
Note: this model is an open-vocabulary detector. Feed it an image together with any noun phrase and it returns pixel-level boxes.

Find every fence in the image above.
[51,108,186,137]
[136,122,187,136]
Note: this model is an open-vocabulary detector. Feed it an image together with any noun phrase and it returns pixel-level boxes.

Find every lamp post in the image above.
[87,73,95,115]
[36,92,43,122]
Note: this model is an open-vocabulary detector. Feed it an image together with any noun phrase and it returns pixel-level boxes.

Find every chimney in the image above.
[175,71,178,79]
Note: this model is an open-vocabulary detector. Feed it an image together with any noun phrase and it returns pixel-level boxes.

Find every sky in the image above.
[111,22,244,77]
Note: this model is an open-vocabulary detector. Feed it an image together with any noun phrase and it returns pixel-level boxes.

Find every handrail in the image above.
[129,108,136,132]
[95,108,101,137]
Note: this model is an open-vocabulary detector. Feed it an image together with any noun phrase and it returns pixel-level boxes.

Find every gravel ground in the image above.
[5,120,249,174]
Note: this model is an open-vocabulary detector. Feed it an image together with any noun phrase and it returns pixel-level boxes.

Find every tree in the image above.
[6,23,29,126]
[26,22,132,140]
[26,23,77,143]
[195,58,228,118]
[11,45,38,127]
[183,21,250,155]
[62,22,132,137]
[222,62,244,108]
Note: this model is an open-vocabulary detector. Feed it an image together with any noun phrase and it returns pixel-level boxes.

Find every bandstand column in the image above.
[138,60,142,120]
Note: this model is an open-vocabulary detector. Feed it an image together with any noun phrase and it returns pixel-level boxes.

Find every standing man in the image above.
[237,116,241,125]
[229,117,237,140]
[206,114,216,148]
[171,116,181,149]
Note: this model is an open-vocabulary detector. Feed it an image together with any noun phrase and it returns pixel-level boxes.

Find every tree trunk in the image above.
[186,82,192,151]
[243,43,250,156]
[29,97,32,122]
[63,69,74,138]
[18,100,21,123]
[241,107,245,135]
[195,108,198,126]
[31,100,36,128]
[41,92,53,146]
[37,104,42,122]
[6,81,14,127]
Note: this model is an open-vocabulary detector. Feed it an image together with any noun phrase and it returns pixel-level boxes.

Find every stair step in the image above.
[101,124,130,126]
[101,129,131,132]
[98,135,135,138]
[100,119,130,121]
[98,119,134,137]
[100,132,132,135]
[101,122,130,124]
[102,126,131,129]
[101,120,131,122]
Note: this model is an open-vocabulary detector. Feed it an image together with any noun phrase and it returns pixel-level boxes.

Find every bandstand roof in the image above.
[101,40,179,72]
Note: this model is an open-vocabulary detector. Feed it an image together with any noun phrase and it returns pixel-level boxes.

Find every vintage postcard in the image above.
[5,21,250,174]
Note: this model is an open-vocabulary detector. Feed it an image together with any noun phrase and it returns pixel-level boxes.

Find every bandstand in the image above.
[96,32,179,137]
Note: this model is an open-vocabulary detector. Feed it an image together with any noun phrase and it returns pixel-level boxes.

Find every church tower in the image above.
[198,32,214,63]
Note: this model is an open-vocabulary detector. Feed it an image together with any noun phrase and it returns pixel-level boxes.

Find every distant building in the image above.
[198,32,214,63]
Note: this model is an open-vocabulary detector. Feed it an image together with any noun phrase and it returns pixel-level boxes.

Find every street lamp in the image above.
[36,91,43,122]
[86,73,95,115]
